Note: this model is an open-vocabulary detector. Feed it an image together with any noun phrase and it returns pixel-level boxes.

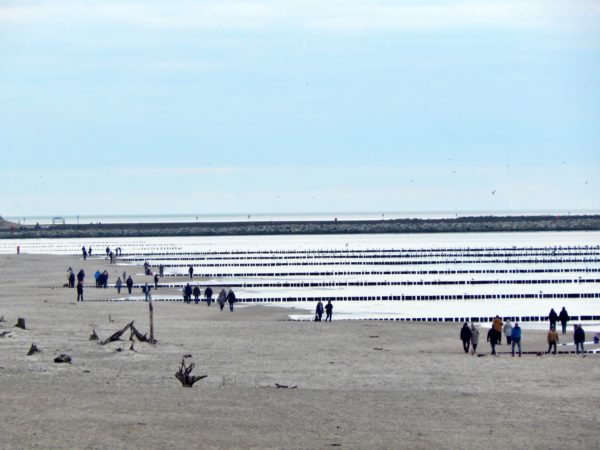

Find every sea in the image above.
[1,226,599,333]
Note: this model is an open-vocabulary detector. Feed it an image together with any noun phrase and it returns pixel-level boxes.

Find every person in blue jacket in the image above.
[511,323,522,357]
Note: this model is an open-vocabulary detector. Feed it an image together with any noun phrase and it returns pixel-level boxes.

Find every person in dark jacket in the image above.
[217,289,227,311]
[188,265,194,279]
[548,308,558,329]
[460,323,472,353]
[559,307,570,334]
[116,276,122,294]
[192,285,201,304]
[68,271,75,288]
[82,246,87,260]
[315,300,324,321]
[511,323,522,357]
[76,283,84,302]
[487,327,497,355]
[77,269,85,284]
[574,324,586,354]
[126,275,133,294]
[205,286,213,306]
[184,283,193,303]
[154,273,159,290]
[324,301,333,322]
[226,289,236,311]
[102,270,109,288]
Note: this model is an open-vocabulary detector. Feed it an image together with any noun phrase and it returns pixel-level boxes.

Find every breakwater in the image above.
[1,214,600,239]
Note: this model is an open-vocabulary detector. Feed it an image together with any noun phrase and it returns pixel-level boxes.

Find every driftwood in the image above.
[54,354,72,363]
[0,331,11,338]
[0,315,5,322]
[15,318,26,330]
[130,324,148,342]
[175,359,207,387]
[99,321,134,345]
[89,329,99,341]
[275,383,298,389]
[98,321,153,345]
[27,343,40,355]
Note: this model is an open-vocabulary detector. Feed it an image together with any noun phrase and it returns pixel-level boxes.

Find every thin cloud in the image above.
[2,0,599,33]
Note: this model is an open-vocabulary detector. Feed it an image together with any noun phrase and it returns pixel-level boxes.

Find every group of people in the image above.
[460,306,588,357]
[66,267,86,302]
[182,285,236,311]
[315,300,333,322]
[94,270,110,288]
[460,319,522,357]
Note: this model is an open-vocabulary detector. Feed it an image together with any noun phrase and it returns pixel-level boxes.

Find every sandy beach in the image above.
[1,254,599,449]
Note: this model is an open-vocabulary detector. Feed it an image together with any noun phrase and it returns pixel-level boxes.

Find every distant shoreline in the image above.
[1,214,599,239]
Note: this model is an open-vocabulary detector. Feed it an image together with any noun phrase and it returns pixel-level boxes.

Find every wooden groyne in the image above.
[1,214,600,239]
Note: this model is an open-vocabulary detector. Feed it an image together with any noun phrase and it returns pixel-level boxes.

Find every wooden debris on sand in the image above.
[54,354,72,363]
[175,359,207,387]
[27,343,40,355]
[98,321,154,345]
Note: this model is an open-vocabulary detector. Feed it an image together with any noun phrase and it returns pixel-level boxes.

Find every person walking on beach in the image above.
[227,289,236,311]
[116,276,122,294]
[511,323,522,357]
[184,283,193,303]
[77,269,85,285]
[94,270,101,288]
[102,270,109,288]
[159,264,164,277]
[315,300,324,321]
[487,327,498,355]
[548,308,558,329]
[559,307,570,334]
[460,323,472,353]
[547,326,559,355]
[205,286,213,306]
[325,300,333,322]
[76,283,84,302]
[68,270,75,288]
[192,285,201,304]
[88,246,92,256]
[493,316,503,345]
[574,324,586,354]
[503,320,513,345]
[188,265,194,279]
[470,324,479,355]
[217,289,227,311]
[143,283,150,301]
[82,246,87,260]
[126,275,133,294]
[154,273,159,290]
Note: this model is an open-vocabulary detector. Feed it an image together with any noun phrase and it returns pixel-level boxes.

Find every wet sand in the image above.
[0,254,599,449]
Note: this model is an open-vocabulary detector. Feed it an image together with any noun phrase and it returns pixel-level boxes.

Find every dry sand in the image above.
[0,254,599,449]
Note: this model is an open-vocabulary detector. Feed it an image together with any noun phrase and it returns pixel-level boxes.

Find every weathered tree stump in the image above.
[27,343,40,355]
[89,329,99,341]
[15,318,26,330]
[175,359,207,387]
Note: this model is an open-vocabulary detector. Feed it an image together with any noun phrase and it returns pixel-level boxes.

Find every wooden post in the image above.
[148,293,155,344]
[16,318,26,329]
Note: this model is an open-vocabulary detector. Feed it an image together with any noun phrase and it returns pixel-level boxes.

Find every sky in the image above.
[1,0,599,217]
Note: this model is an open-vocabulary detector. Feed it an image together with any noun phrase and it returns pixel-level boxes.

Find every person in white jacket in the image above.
[503,320,513,345]
[470,324,480,355]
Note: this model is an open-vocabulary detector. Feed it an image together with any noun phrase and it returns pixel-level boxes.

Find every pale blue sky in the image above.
[1,0,599,217]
